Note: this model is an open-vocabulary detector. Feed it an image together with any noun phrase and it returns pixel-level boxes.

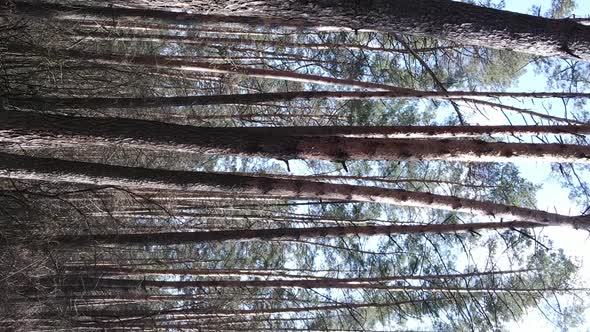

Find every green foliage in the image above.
[1,1,588,331]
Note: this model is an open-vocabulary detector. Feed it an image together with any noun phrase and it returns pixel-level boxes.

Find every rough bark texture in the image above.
[55,221,541,246]
[14,0,590,60]
[52,48,405,91]
[0,152,586,226]
[5,42,406,91]
[58,276,579,294]
[8,91,590,110]
[32,297,433,319]
[2,111,590,163]
[66,266,529,281]
[72,29,440,54]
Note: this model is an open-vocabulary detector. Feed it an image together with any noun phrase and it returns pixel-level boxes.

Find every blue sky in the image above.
[283,2,590,329]
[489,1,590,330]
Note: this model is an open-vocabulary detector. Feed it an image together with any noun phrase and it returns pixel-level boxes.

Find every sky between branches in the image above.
[472,0,590,330]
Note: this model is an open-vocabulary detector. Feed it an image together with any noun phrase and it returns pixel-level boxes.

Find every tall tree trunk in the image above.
[6,46,573,120]
[64,266,327,280]
[71,29,443,54]
[65,265,530,281]
[53,221,543,246]
[7,45,403,91]
[0,152,584,226]
[6,89,582,124]
[252,173,497,188]
[34,298,439,327]
[2,111,590,163]
[57,276,582,294]
[8,91,590,110]
[14,0,590,60]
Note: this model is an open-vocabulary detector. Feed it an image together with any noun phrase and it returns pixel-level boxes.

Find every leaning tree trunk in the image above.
[4,44,575,122]
[6,45,402,91]
[14,0,590,60]
[0,152,586,226]
[1,111,589,163]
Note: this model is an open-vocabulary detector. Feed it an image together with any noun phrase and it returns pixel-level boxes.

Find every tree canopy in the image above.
[1,0,590,331]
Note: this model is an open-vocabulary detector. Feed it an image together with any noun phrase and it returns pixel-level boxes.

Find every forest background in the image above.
[1,0,590,331]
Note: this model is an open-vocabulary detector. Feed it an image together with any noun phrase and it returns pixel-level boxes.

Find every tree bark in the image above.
[53,221,543,246]
[66,265,530,281]
[2,111,590,163]
[64,266,327,280]
[14,0,590,60]
[5,47,575,120]
[71,29,444,54]
[0,152,584,226]
[8,91,590,110]
[58,276,581,294]
[6,89,583,125]
[252,173,496,188]
[23,47,404,91]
